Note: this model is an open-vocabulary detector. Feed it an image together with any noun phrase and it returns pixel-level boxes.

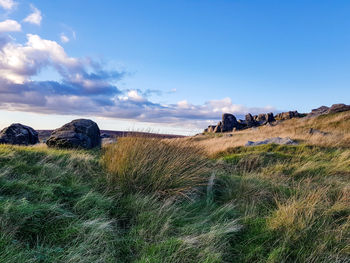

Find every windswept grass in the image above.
[0,143,239,263]
[102,136,211,197]
[216,144,350,262]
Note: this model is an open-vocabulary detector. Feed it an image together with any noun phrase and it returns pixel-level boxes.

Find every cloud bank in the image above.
[0,6,275,130]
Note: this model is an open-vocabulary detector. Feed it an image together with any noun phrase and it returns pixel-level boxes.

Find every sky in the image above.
[0,0,349,135]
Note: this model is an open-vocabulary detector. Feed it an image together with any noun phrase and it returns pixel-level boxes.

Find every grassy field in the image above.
[0,112,349,262]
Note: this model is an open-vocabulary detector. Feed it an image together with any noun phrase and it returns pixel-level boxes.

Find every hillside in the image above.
[0,111,349,262]
[187,110,350,156]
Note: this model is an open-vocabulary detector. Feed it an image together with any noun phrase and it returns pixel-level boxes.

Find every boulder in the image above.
[245,113,258,127]
[245,137,297,146]
[309,106,329,117]
[46,119,101,149]
[220,113,239,132]
[213,122,222,133]
[328,103,350,114]
[274,111,301,120]
[0,123,39,145]
[266,112,275,123]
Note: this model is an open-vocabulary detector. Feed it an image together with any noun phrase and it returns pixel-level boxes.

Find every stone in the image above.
[245,137,297,146]
[46,119,101,149]
[328,103,350,114]
[206,125,216,133]
[213,122,222,133]
[245,113,258,127]
[309,106,329,117]
[274,111,301,120]
[0,123,39,145]
[220,113,239,132]
[266,112,275,123]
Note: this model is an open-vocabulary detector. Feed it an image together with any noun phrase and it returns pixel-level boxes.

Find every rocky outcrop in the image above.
[274,111,302,120]
[309,106,329,117]
[221,114,239,132]
[0,123,39,145]
[46,119,101,149]
[245,137,297,146]
[245,114,258,127]
[204,111,277,133]
[328,103,350,114]
[308,103,350,117]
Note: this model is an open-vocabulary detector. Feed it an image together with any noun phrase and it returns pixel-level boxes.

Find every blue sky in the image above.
[0,0,349,134]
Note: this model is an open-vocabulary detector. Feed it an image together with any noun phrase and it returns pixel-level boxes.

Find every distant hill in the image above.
[37,129,184,142]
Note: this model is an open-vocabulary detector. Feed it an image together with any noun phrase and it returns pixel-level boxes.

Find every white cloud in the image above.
[60,33,69,43]
[0,34,80,84]
[0,19,21,32]
[0,0,16,10]
[0,30,276,130]
[23,4,42,25]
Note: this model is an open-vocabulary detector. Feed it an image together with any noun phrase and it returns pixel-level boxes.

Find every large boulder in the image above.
[328,103,350,114]
[308,106,329,117]
[46,119,101,149]
[245,113,258,127]
[0,123,39,145]
[221,113,239,132]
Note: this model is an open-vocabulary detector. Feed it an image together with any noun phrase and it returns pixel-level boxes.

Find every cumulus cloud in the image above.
[23,4,42,25]
[0,30,275,130]
[0,19,21,32]
[0,0,16,10]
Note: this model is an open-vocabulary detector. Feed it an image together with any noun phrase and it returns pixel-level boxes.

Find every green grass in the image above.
[217,144,350,262]
[0,140,349,262]
[0,144,239,263]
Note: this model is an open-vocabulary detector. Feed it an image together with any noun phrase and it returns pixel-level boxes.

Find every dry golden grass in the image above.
[180,111,350,156]
[101,136,211,198]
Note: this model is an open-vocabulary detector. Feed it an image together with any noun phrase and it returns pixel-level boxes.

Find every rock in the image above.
[0,123,39,145]
[245,113,258,127]
[328,103,350,114]
[274,111,301,120]
[213,122,222,133]
[245,137,297,146]
[46,119,101,149]
[308,128,329,136]
[309,106,329,117]
[266,112,275,123]
[220,113,239,132]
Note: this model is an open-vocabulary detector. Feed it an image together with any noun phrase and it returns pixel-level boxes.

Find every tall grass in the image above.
[101,136,211,197]
[0,144,240,262]
[217,144,350,262]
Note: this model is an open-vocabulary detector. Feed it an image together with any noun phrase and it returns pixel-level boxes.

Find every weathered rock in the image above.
[213,122,222,133]
[221,113,239,132]
[266,112,275,123]
[274,111,301,120]
[46,119,101,149]
[237,119,247,128]
[309,106,329,117]
[245,113,258,127]
[328,103,350,114]
[245,137,297,146]
[0,123,39,145]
